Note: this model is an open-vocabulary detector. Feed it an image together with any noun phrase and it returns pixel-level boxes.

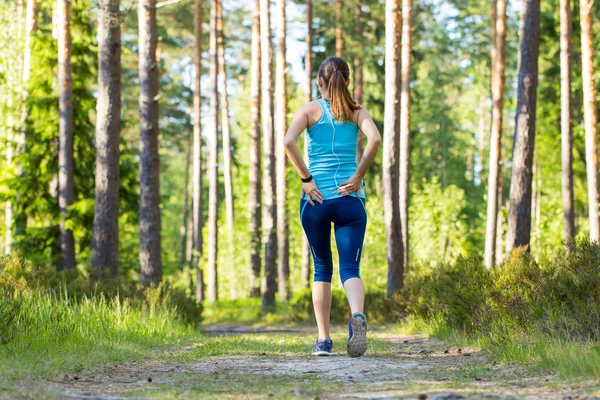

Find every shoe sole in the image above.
[347,315,367,358]
[312,351,331,356]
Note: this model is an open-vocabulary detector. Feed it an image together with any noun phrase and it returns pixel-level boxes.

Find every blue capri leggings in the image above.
[300,196,368,284]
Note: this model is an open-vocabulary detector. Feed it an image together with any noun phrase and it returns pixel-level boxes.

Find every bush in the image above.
[406,239,600,341]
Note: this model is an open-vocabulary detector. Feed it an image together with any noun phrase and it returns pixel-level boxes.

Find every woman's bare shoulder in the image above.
[302,101,323,127]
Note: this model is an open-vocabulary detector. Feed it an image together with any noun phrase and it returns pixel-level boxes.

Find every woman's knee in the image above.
[313,260,333,283]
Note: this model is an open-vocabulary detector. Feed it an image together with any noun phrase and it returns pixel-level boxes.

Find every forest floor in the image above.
[4,325,600,400]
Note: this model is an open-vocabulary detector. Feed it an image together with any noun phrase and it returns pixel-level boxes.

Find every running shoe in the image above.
[311,338,333,356]
[347,312,368,358]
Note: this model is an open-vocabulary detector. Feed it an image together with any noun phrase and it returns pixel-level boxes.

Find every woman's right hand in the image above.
[302,181,323,205]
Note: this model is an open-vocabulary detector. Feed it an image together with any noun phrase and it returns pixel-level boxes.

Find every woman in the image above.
[284,56,381,358]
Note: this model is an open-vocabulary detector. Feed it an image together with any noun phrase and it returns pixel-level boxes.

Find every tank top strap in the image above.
[317,98,333,123]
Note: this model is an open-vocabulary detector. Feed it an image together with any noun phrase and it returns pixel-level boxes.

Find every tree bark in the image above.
[484,0,507,268]
[207,0,219,302]
[383,0,404,297]
[249,0,262,297]
[275,0,289,301]
[580,0,599,242]
[495,171,504,265]
[335,0,343,57]
[560,0,575,241]
[138,0,162,285]
[216,0,235,297]
[301,0,312,289]
[92,0,121,277]
[260,0,277,312]
[399,0,412,269]
[506,0,540,254]
[193,0,204,302]
[57,0,75,271]
[179,135,191,269]
[353,3,363,161]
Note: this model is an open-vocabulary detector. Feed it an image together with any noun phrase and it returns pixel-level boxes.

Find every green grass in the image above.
[0,288,196,378]
[164,330,395,363]
[201,298,294,326]
[417,314,600,381]
[481,334,600,379]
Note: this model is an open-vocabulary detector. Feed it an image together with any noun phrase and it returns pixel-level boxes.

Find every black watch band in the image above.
[301,174,313,183]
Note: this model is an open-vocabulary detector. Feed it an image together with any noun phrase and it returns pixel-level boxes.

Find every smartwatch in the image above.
[301,174,313,183]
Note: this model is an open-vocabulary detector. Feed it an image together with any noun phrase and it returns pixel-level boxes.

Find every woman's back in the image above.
[306,98,365,200]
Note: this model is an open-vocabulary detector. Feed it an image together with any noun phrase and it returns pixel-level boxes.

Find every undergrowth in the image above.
[404,238,600,379]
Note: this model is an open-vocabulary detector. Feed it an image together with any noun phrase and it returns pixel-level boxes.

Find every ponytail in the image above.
[318,57,361,123]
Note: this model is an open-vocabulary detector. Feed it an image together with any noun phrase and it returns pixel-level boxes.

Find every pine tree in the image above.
[92,0,121,277]
[57,0,76,270]
[248,0,262,297]
[138,0,162,285]
[275,0,289,301]
[383,0,404,297]
[506,0,540,253]
[260,0,277,311]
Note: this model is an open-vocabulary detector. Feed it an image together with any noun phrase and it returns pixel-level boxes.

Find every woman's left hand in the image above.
[337,175,362,196]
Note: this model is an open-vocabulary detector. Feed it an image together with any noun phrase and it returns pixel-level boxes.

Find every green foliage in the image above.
[0,286,195,377]
[0,288,23,345]
[410,179,472,265]
[0,254,203,376]
[0,254,203,327]
[405,253,492,332]
[407,240,600,341]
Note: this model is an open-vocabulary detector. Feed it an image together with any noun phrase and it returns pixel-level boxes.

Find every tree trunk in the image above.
[249,0,262,298]
[207,0,219,302]
[560,0,575,241]
[92,0,121,277]
[57,0,75,271]
[138,0,162,285]
[580,0,599,242]
[335,0,343,57]
[484,0,507,268]
[179,135,191,269]
[216,0,235,297]
[399,0,412,269]
[506,0,540,254]
[495,171,504,265]
[193,0,204,302]
[353,3,363,161]
[260,0,277,312]
[275,0,289,301]
[301,0,312,289]
[383,0,404,297]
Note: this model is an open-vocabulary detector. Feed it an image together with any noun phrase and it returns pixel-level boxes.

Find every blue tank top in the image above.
[305,98,365,200]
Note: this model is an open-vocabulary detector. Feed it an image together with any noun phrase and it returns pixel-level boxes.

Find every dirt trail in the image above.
[29,327,600,400]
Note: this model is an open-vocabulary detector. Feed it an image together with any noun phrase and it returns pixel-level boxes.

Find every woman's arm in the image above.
[338,108,382,196]
[284,104,323,205]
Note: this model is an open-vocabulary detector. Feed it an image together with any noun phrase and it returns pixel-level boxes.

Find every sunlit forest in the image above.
[1,0,600,397]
